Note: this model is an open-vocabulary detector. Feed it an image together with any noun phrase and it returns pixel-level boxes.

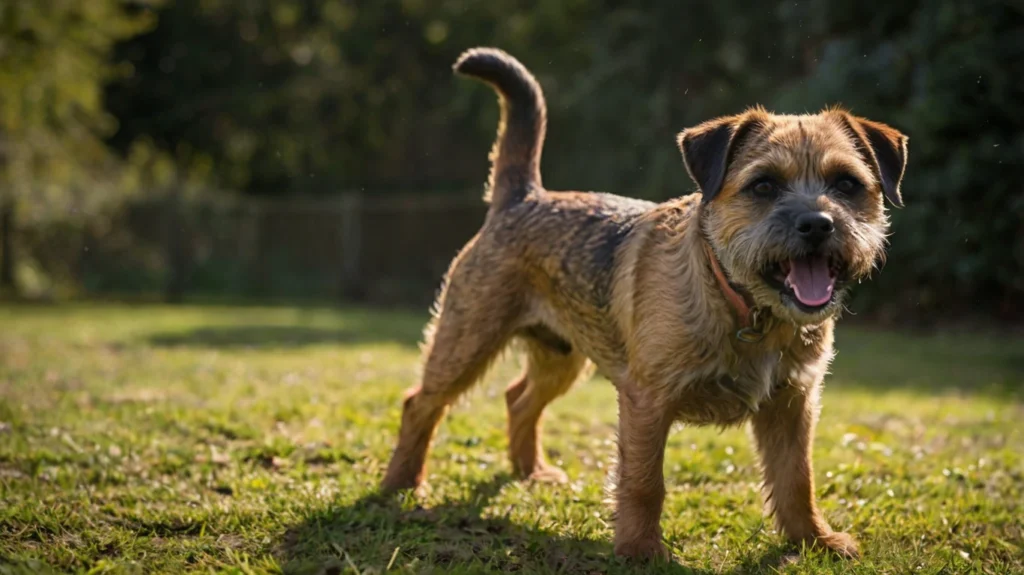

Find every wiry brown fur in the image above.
[381,47,908,564]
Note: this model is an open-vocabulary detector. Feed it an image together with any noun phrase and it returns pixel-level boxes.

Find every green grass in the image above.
[1,303,1022,574]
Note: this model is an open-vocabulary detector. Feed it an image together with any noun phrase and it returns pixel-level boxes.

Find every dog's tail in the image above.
[454,47,546,210]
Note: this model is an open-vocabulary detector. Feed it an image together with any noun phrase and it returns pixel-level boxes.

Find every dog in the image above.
[381,47,907,562]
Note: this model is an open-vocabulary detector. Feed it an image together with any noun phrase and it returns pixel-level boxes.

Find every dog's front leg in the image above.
[612,384,674,561]
[751,382,859,558]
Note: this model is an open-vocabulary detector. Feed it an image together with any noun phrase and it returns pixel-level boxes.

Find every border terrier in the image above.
[381,47,908,562]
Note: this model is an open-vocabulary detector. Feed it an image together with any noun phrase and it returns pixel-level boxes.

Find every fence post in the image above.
[339,192,362,301]
[0,197,15,295]
[164,192,188,303]
[238,199,258,294]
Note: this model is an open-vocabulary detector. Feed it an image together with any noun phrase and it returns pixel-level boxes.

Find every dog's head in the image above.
[677,106,908,325]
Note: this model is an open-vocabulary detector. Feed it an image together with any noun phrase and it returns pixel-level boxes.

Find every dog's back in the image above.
[455,47,666,359]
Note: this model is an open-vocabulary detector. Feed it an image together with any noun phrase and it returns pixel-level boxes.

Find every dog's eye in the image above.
[748,178,779,199]
[834,176,862,194]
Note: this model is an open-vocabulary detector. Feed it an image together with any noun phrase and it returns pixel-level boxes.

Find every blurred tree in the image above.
[105,0,807,196]
[107,0,548,194]
[101,0,1023,320]
[0,0,156,294]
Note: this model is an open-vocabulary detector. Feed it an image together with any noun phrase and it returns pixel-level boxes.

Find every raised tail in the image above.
[453,47,546,210]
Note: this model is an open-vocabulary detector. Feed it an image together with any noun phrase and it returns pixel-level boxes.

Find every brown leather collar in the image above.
[703,241,754,329]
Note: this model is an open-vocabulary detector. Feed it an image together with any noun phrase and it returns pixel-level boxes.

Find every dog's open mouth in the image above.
[762,255,845,312]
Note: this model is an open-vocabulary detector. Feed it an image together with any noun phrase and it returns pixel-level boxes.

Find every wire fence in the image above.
[15,192,488,305]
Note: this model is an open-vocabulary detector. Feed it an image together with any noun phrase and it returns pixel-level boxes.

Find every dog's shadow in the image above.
[276,474,794,575]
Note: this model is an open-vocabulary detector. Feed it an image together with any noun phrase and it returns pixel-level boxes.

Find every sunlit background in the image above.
[1,1,1021,323]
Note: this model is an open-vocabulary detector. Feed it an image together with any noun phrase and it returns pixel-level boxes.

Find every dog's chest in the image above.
[674,351,781,426]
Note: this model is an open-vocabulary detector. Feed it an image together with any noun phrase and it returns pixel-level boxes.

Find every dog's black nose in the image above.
[795,212,834,244]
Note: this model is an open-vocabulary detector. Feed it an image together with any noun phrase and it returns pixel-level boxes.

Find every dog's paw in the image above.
[527,464,569,484]
[380,471,423,496]
[613,538,671,562]
[814,531,860,559]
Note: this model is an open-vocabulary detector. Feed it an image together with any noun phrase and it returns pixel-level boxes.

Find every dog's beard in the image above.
[748,273,846,325]
[720,242,877,325]
[706,208,888,324]
[761,255,844,310]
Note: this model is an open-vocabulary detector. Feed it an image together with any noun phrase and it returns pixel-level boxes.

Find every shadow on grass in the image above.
[147,320,423,349]
[276,475,793,575]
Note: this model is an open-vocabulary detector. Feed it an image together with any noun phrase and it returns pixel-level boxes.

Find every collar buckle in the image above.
[735,308,772,343]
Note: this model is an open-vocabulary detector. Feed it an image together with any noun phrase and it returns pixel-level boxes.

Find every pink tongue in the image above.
[787,255,834,307]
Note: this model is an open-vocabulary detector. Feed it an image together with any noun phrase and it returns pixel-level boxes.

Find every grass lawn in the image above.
[1,303,1022,574]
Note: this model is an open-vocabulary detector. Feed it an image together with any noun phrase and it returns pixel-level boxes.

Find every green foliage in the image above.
[1,304,1022,573]
[107,0,797,196]
[0,1,1018,316]
[0,0,158,220]
[103,1,1023,320]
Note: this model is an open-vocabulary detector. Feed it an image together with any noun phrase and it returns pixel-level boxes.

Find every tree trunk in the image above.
[0,199,15,295]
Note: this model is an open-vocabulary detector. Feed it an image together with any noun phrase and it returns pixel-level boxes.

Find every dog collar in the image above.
[702,242,772,342]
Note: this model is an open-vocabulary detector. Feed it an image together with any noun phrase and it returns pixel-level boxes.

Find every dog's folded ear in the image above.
[677,112,762,203]
[840,115,909,207]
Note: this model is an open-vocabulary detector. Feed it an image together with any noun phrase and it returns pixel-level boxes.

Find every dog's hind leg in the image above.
[505,331,588,483]
[381,240,521,493]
